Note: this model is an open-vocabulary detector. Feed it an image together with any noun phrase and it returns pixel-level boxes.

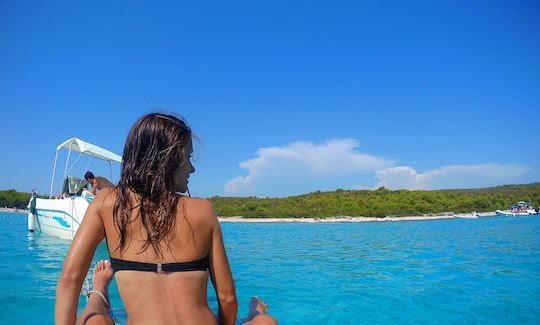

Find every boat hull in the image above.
[28,197,91,240]
[495,209,539,217]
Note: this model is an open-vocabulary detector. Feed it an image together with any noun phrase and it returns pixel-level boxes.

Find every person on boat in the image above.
[55,113,277,325]
[84,171,114,195]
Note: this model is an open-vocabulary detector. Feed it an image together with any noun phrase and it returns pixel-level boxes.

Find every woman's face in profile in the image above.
[175,137,195,193]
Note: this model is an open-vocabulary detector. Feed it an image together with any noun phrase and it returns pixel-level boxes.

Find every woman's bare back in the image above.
[98,189,221,324]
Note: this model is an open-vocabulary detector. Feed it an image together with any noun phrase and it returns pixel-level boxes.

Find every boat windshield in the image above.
[61,175,89,196]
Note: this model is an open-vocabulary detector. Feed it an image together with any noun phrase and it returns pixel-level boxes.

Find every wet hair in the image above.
[84,171,95,180]
[113,112,193,257]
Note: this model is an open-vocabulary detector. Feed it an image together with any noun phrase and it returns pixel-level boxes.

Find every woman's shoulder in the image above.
[182,196,214,211]
[181,196,218,222]
[88,187,120,213]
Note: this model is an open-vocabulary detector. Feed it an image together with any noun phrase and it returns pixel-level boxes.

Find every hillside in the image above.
[210,183,540,218]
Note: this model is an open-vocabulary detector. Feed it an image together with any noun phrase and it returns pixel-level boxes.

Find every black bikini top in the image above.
[110,255,209,274]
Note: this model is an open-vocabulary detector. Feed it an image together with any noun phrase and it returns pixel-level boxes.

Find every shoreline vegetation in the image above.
[210,183,540,218]
[1,183,539,222]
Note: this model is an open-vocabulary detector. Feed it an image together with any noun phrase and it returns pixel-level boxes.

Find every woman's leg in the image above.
[243,297,278,325]
[76,260,115,325]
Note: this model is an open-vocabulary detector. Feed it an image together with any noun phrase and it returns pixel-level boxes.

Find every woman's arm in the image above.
[206,201,238,325]
[54,193,106,325]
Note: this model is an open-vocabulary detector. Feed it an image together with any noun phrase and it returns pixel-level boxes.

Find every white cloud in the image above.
[375,163,531,190]
[350,184,371,190]
[224,138,393,196]
[224,138,533,196]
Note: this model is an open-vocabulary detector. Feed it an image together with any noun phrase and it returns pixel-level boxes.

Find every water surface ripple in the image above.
[0,213,539,324]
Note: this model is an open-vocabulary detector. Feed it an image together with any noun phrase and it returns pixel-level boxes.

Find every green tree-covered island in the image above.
[2,183,539,218]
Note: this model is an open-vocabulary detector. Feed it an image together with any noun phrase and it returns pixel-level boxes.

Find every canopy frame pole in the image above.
[109,161,113,183]
[66,153,83,175]
[49,150,59,199]
[85,156,93,172]
[63,143,72,179]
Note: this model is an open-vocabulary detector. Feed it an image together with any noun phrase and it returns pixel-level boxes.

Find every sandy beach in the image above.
[0,207,29,214]
[218,211,496,223]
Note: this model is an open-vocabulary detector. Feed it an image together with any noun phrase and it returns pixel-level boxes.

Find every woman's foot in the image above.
[242,296,278,324]
[248,296,268,318]
[91,260,113,304]
[76,260,114,325]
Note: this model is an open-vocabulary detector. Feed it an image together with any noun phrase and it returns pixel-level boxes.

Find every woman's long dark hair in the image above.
[113,112,192,257]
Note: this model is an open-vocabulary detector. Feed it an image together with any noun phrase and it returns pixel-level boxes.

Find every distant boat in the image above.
[495,210,538,217]
[495,201,539,217]
[27,138,122,240]
[454,212,479,219]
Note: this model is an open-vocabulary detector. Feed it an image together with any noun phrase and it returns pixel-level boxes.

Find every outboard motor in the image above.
[27,189,38,232]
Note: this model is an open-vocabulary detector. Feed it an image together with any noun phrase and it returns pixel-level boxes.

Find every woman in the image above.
[55,113,276,325]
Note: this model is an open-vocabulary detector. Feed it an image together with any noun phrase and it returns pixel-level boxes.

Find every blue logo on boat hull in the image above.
[53,216,70,228]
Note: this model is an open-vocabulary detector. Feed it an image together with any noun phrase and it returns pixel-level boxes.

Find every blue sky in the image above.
[1,0,539,198]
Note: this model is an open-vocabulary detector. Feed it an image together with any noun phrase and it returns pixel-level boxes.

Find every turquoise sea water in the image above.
[0,212,539,324]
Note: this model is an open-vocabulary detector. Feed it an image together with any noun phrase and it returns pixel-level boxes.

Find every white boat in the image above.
[495,201,539,217]
[495,209,538,217]
[454,212,479,219]
[27,138,122,240]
